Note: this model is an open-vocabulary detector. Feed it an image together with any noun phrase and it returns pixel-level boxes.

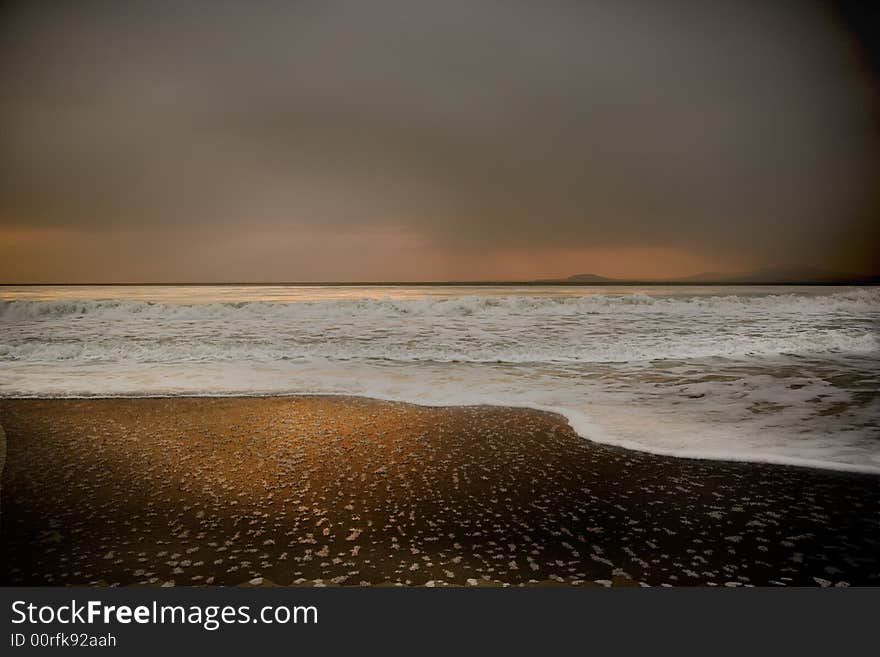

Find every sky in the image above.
[1,0,879,282]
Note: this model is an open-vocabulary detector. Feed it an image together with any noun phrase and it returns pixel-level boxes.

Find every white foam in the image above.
[1,285,878,474]
[1,286,878,320]
[1,288,877,364]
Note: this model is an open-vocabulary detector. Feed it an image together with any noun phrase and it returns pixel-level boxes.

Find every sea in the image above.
[1,284,878,473]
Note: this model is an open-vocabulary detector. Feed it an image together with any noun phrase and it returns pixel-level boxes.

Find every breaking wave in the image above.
[0,329,876,364]
[1,287,879,321]
[0,288,878,364]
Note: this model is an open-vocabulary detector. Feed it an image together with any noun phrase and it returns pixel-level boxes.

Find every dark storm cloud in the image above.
[1,0,878,279]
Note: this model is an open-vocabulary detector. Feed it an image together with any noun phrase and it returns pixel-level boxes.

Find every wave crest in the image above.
[2,288,878,320]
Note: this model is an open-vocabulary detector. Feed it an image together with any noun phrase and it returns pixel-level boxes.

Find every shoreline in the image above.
[2,396,879,587]
[1,393,878,476]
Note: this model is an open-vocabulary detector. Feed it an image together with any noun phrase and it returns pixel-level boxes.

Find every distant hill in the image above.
[537,268,879,285]
[545,273,619,283]
[671,267,879,285]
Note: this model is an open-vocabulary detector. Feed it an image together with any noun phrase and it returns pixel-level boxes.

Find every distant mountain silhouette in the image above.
[549,273,619,283]
[538,267,879,285]
[671,267,878,284]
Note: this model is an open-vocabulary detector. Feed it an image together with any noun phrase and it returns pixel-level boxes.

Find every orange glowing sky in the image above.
[0,223,786,283]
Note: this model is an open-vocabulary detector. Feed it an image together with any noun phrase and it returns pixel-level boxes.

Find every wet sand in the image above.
[1,396,878,587]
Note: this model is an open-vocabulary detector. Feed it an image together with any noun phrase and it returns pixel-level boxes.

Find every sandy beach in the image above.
[1,396,878,587]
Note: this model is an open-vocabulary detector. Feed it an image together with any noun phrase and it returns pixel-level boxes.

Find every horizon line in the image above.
[1,279,878,287]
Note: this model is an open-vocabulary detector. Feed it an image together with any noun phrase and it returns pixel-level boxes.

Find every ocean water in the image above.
[1,284,878,473]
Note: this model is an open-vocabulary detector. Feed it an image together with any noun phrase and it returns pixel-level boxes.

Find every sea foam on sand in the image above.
[1,285,878,473]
